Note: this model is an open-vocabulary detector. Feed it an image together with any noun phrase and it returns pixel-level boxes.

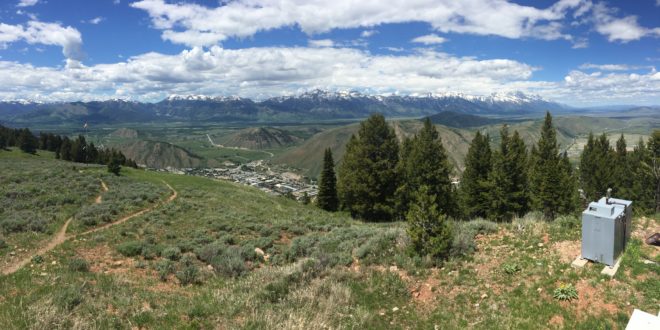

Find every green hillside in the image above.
[0,149,657,329]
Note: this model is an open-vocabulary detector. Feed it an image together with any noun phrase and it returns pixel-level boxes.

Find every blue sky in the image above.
[0,0,659,106]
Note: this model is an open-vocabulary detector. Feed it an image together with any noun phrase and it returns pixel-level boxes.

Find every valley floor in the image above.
[0,150,658,329]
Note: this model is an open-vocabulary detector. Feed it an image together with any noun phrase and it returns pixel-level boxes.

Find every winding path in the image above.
[0,180,177,276]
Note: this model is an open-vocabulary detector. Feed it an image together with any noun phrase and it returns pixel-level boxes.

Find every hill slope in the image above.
[215,127,302,149]
[116,140,203,169]
[0,150,656,329]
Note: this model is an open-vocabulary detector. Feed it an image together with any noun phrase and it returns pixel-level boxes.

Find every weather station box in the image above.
[581,191,632,267]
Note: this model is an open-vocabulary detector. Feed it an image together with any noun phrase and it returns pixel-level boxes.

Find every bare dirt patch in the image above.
[549,315,564,328]
[551,240,581,263]
[558,279,619,318]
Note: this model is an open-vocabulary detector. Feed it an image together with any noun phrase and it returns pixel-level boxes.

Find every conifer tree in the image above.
[72,135,87,163]
[459,131,492,219]
[337,114,399,221]
[0,133,5,150]
[317,148,339,211]
[487,127,529,221]
[17,128,38,154]
[406,185,452,261]
[612,134,632,199]
[108,154,122,176]
[59,137,73,161]
[529,112,564,220]
[630,138,655,214]
[558,152,580,215]
[649,130,660,213]
[396,118,455,218]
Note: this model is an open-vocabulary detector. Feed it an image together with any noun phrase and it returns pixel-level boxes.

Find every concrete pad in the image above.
[571,256,589,268]
[625,309,660,330]
[601,257,622,277]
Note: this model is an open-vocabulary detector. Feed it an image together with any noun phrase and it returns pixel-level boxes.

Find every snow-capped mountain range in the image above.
[0,90,571,125]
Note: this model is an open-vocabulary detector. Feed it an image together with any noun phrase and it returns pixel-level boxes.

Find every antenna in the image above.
[606,188,612,204]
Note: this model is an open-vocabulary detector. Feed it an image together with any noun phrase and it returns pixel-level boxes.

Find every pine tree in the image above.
[530,112,564,220]
[59,137,73,161]
[649,130,660,213]
[581,133,615,200]
[17,128,38,154]
[317,148,339,211]
[397,118,455,218]
[406,185,452,261]
[558,152,580,215]
[630,138,655,214]
[337,114,399,221]
[72,135,87,163]
[487,127,529,221]
[0,133,6,150]
[459,131,493,219]
[612,134,633,199]
[86,142,99,164]
[108,155,122,176]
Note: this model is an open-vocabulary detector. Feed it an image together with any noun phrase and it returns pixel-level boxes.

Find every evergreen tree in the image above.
[487,127,529,221]
[649,130,660,213]
[86,142,99,164]
[529,112,565,220]
[558,152,580,215]
[59,137,73,161]
[612,134,633,199]
[459,131,492,219]
[71,135,87,163]
[337,114,399,221]
[107,155,122,176]
[17,128,38,154]
[630,138,655,214]
[0,133,5,150]
[396,118,455,218]
[406,185,452,261]
[317,148,339,211]
[581,133,615,201]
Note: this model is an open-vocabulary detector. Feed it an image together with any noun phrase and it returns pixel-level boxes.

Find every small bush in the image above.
[156,260,175,281]
[464,219,498,235]
[211,247,247,278]
[55,286,84,311]
[162,246,181,261]
[140,245,159,260]
[68,258,89,272]
[553,283,578,301]
[117,241,144,257]
[32,255,44,264]
[502,263,521,275]
[449,225,477,258]
[176,265,199,286]
[0,239,6,249]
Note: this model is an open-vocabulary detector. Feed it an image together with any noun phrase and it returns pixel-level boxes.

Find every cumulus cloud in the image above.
[411,34,447,45]
[130,0,590,47]
[578,63,642,71]
[16,0,39,7]
[592,2,660,42]
[0,21,83,60]
[360,30,378,38]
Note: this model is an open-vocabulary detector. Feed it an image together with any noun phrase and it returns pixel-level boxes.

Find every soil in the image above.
[551,240,581,263]
[549,315,564,328]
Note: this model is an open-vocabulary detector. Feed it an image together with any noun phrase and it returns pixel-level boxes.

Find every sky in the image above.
[0,0,659,106]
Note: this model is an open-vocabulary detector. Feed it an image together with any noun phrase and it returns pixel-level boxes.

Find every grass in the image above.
[0,149,658,329]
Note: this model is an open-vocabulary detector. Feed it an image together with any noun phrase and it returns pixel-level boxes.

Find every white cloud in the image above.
[114,0,121,4]
[578,63,638,71]
[16,0,39,7]
[86,17,105,25]
[0,21,83,60]
[1,44,656,106]
[308,39,334,48]
[360,30,377,38]
[592,3,660,42]
[130,0,588,47]
[411,34,447,45]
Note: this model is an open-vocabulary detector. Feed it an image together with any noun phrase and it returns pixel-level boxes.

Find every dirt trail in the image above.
[0,181,177,276]
[79,182,177,237]
[95,180,109,204]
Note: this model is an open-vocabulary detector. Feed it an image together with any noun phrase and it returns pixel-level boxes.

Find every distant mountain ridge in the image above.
[1,90,574,125]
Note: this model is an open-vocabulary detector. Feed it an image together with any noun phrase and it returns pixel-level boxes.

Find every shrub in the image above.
[32,255,44,264]
[450,225,477,258]
[502,263,521,275]
[0,238,6,249]
[162,246,181,261]
[117,241,144,257]
[141,245,159,260]
[156,260,175,281]
[553,283,578,301]
[55,286,84,311]
[195,241,226,264]
[176,265,199,286]
[68,258,89,272]
[464,219,498,235]
[211,247,247,278]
